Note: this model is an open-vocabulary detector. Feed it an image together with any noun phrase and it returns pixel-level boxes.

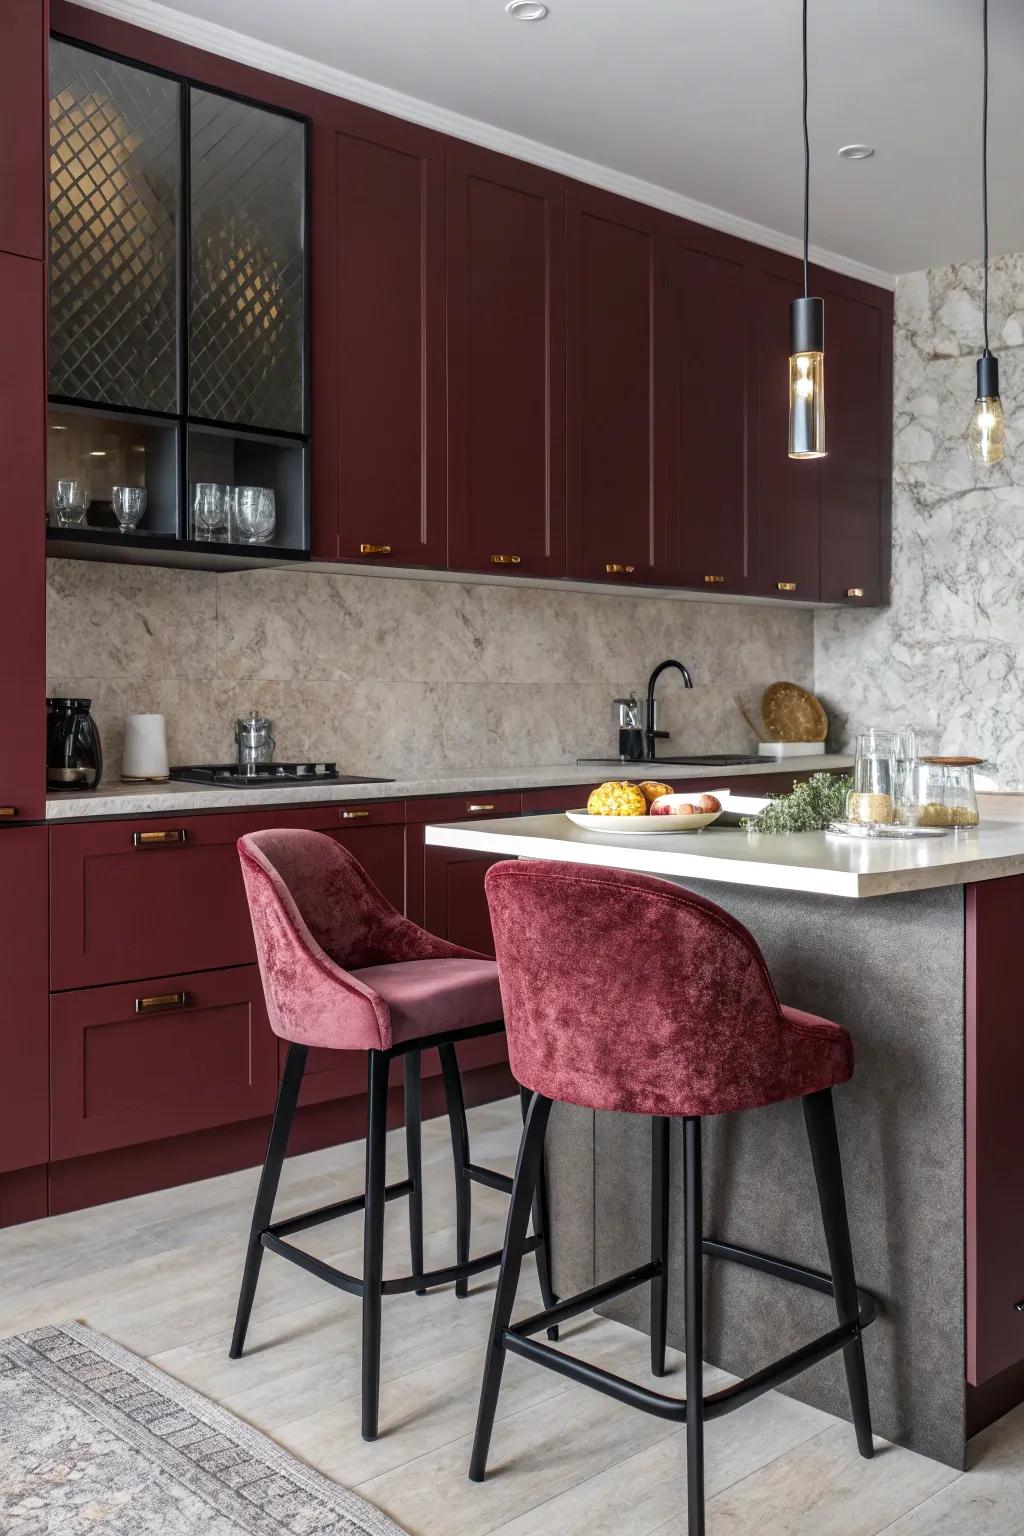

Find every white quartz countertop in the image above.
[424,809,1024,899]
[44,755,851,821]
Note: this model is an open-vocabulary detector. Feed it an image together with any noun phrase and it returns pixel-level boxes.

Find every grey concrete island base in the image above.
[547,881,967,1469]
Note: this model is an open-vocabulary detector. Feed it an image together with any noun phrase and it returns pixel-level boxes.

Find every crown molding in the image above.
[69,0,896,291]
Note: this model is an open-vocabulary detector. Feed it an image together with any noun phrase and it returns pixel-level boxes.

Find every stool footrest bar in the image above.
[465,1164,514,1195]
[267,1179,414,1240]
[511,1262,660,1339]
[261,1230,540,1298]
[261,1233,365,1297]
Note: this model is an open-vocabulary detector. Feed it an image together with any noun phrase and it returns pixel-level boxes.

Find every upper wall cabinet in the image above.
[816,278,891,606]
[664,225,751,594]
[1,0,48,261]
[46,36,309,558]
[324,110,445,568]
[566,186,666,586]
[446,144,566,580]
[748,262,822,602]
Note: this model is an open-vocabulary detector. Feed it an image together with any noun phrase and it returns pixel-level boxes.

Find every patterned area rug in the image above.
[0,1321,408,1535]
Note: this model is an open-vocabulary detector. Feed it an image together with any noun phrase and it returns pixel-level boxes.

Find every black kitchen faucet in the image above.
[645,659,693,760]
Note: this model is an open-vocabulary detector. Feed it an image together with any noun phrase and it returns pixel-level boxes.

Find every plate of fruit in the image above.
[566,781,723,832]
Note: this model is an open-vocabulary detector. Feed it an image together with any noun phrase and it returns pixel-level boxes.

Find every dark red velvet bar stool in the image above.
[229,829,556,1440]
[471,859,877,1536]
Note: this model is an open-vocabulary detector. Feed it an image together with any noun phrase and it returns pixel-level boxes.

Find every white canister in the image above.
[122,714,170,781]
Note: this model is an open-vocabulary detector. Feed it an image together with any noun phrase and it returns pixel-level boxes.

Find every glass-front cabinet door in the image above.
[46,38,308,557]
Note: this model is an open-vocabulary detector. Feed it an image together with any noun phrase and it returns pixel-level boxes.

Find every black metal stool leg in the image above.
[651,1115,670,1377]
[520,1084,559,1341]
[362,1049,390,1441]
[440,1043,472,1298]
[803,1088,874,1460]
[469,1090,553,1482]
[230,1042,307,1359]
[684,1116,705,1536]
[404,1050,425,1296]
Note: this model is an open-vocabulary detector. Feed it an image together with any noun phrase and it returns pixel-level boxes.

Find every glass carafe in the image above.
[846,729,896,824]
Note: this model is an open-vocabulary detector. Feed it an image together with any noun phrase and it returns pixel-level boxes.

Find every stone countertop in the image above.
[44,755,852,821]
[423,807,1024,899]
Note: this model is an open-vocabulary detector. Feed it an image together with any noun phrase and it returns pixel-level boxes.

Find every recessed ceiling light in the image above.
[506,1,548,20]
[838,144,875,160]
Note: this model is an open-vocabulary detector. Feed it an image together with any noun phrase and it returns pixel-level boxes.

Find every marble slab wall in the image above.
[815,253,1024,777]
[46,561,813,778]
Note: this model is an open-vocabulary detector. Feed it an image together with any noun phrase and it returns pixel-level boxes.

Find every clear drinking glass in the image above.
[892,727,918,824]
[191,482,227,541]
[847,729,896,824]
[51,479,89,527]
[112,485,147,533]
[232,486,275,545]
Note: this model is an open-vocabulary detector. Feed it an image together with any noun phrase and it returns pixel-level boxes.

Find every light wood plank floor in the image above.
[1,1096,1021,1534]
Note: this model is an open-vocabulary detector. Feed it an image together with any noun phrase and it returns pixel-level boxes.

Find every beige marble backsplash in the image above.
[46,560,814,778]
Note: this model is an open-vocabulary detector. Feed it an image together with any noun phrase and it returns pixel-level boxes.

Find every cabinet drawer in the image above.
[50,965,278,1160]
[50,803,408,990]
[407,791,522,824]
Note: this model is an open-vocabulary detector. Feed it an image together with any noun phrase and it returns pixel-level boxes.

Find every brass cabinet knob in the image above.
[605,563,636,575]
[132,829,188,848]
[135,991,190,1014]
[846,587,865,599]
[776,581,797,592]
[340,809,370,820]
[359,543,392,556]
[467,803,496,813]
[703,575,725,585]
[490,554,522,565]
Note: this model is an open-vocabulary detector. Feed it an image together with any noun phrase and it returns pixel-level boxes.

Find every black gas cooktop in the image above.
[169,763,392,788]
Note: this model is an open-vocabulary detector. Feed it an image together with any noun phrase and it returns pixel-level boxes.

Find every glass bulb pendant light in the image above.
[788,0,826,459]
[968,0,1005,467]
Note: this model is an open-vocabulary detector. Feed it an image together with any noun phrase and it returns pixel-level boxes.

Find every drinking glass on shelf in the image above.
[50,479,89,528]
[847,729,896,824]
[191,482,227,541]
[232,485,276,545]
[112,485,147,533]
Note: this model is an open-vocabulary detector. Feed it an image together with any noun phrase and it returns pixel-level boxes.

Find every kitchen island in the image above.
[425,813,1024,1468]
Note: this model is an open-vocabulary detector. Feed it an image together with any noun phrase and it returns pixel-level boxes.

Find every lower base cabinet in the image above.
[50,965,278,1160]
[0,827,48,1177]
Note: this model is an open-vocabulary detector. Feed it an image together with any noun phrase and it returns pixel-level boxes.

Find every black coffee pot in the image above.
[46,697,103,790]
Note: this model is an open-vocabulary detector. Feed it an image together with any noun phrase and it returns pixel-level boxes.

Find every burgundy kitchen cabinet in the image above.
[0,0,47,261]
[748,261,821,603]
[566,185,666,585]
[0,828,49,1177]
[327,107,446,568]
[446,144,566,579]
[0,251,46,820]
[50,964,278,1159]
[664,227,751,594]
[817,277,893,606]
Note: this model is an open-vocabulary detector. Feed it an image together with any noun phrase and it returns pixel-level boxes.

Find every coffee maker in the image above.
[46,697,103,790]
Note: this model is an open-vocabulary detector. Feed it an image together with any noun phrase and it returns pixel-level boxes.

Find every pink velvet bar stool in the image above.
[229,829,556,1441]
[471,859,878,1536]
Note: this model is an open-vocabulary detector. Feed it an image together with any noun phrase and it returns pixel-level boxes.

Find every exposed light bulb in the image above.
[968,393,1005,466]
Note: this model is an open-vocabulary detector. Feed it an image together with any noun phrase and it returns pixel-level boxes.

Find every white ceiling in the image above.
[79,0,1024,281]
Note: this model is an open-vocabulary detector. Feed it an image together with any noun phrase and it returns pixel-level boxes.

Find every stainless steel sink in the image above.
[578,755,773,768]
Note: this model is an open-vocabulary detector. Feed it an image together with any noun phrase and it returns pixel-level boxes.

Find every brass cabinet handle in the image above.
[605,563,636,575]
[359,543,392,556]
[490,554,521,565]
[846,587,865,599]
[776,581,798,593]
[135,991,190,1014]
[703,575,725,585]
[340,809,370,820]
[467,803,496,813]
[132,829,188,848]
[0,807,16,818]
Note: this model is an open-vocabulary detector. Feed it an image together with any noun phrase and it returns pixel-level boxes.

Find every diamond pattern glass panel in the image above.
[189,90,305,433]
[49,42,179,412]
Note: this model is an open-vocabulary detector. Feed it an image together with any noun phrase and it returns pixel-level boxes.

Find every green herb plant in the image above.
[741,772,853,834]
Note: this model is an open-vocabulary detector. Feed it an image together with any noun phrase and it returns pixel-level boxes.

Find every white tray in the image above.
[565,808,722,834]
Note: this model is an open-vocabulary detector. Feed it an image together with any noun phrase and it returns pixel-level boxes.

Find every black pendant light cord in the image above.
[802,0,810,299]
[982,0,990,354]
